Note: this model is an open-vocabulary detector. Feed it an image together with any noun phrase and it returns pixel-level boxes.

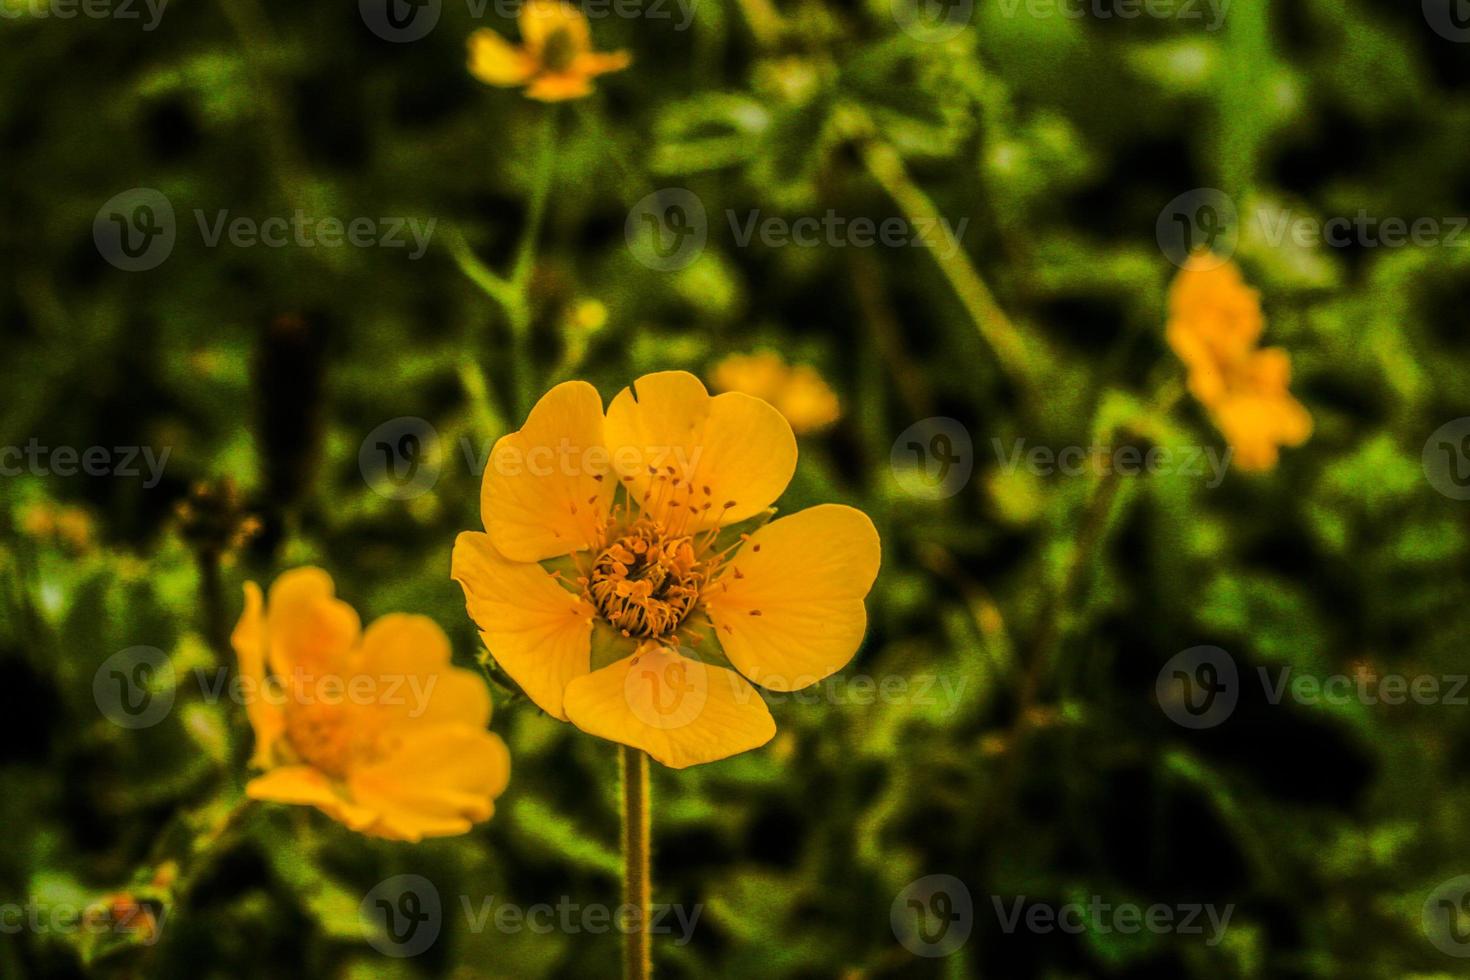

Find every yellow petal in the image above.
[230,585,272,762]
[264,567,361,678]
[358,613,492,731]
[604,371,796,534]
[451,531,595,720]
[231,582,284,769]
[563,644,776,769]
[245,766,377,832]
[348,727,511,841]
[705,504,880,691]
[526,72,595,102]
[519,0,591,57]
[467,28,536,87]
[571,49,632,78]
[481,380,614,562]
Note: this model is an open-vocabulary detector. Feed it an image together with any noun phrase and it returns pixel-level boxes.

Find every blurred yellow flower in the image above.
[231,568,510,841]
[467,0,630,102]
[1166,255,1311,471]
[19,501,96,553]
[710,351,841,434]
[452,371,880,768]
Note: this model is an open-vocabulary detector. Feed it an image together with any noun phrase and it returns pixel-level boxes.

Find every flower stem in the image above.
[620,744,651,980]
[841,105,1039,404]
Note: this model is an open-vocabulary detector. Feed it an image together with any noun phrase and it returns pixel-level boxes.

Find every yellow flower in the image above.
[467,0,630,102]
[452,371,880,769]
[710,351,841,435]
[230,568,510,841]
[1166,255,1311,472]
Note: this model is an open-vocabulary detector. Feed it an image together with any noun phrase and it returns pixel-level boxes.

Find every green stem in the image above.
[506,108,559,420]
[620,745,651,980]
[843,106,1039,404]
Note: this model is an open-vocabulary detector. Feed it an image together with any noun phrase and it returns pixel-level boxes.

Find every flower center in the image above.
[587,519,702,638]
[284,701,360,778]
[541,27,578,73]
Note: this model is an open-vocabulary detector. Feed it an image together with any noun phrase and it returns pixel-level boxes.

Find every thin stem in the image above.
[506,107,558,420]
[843,106,1039,404]
[620,745,651,980]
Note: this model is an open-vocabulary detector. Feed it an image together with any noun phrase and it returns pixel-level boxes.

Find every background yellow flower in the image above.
[232,568,510,841]
[467,0,630,102]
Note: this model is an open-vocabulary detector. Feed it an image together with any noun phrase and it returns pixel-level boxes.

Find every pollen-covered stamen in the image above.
[587,519,703,637]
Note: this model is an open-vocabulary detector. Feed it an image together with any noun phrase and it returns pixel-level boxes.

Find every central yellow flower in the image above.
[452,371,881,768]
